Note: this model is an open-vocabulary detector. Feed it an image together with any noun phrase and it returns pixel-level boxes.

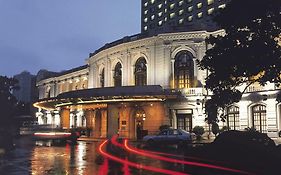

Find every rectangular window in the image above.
[207,0,214,5]
[179,0,184,6]
[170,12,175,19]
[177,114,192,132]
[218,4,226,9]
[170,3,175,10]
[197,12,203,18]
[197,3,202,9]
[207,8,214,15]
[188,15,193,22]
[179,9,184,15]
[188,6,193,12]
[178,18,184,24]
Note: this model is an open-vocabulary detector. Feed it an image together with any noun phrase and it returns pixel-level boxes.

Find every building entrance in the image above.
[176,114,192,132]
[135,108,146,140]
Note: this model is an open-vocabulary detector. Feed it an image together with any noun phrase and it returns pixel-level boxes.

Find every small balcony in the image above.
[180,87,205,97]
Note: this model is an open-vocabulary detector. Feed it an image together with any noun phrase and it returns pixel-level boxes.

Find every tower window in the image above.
[207,0,214,5]
[179,1,184,6]
[218,4,226,9]
[170,3,175,10]
[179,18,184,24]
[197,12,203,18]
[179,9,184,15]
[208,8,214,15]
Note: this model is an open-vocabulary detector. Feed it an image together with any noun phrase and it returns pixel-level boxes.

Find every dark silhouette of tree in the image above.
[198,0,281,123]
[0,76,19,127]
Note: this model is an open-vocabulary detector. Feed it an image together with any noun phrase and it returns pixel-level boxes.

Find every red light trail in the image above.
[98,140,189,175]
[98,135,255,175]
[123,139,254,175]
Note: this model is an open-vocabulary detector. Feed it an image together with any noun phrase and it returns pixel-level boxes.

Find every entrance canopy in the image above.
[34,85,181,110]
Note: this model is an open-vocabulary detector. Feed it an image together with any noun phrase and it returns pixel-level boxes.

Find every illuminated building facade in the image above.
[34,1,281,139]
[141,0,228,36]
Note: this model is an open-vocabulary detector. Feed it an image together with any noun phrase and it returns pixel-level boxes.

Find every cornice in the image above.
[37,68,89,86]
[88,30,225,65]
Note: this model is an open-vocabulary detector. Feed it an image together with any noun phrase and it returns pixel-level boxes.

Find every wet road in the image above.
[0,136,254,175]
[0,137,101,175]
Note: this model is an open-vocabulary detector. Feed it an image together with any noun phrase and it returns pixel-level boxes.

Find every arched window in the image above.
[135,57,147,86]
[114,62,122,87]
[174,51,194,88]
[100,68,105,88]
[252,104,267,133]
[226,106,240,130]
[46,86,51,98]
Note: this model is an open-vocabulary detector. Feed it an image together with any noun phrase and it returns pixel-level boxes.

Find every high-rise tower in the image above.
[141,0,227,36]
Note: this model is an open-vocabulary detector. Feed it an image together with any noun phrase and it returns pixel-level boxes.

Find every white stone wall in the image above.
[36,30,281,137]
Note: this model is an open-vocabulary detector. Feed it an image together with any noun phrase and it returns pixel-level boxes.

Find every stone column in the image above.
[171,59,175,89]
[101,110,108,138]
[171,109,177,129]
[266,99,278,136]
[60,109,70,129]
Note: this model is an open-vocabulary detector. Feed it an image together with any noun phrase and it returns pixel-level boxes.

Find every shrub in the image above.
[220,126,230,133]
[159,125,170,131]
[211,123,219,136]
[193,126,205,140]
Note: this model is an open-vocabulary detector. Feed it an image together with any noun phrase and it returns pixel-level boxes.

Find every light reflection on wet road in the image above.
[0,136,254,175]
[0,137,100,175]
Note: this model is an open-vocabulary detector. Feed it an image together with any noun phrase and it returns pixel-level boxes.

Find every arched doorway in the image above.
[135,108,146,140]
[252,104,267,133]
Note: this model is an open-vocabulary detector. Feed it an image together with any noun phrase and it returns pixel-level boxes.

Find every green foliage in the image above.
[0,76,19,127]
[198,0,281,123]
[193,126,205,140]
[211,123,219,136]
[220,126,230,133]
[159,124,170,131]
[244,127,257,132]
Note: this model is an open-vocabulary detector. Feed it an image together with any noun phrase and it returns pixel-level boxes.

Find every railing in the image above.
[180,87,205,96]
[246,85,264,93]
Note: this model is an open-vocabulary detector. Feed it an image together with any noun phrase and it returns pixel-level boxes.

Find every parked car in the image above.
[143,128,194,147]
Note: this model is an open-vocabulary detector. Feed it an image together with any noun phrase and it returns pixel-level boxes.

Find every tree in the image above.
[0,76,19,127]
[198,0,281,123]
[192,126,205,140]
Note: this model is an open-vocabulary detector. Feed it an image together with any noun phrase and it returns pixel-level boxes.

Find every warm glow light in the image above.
[98,140,188,175]
[34,132,71,136]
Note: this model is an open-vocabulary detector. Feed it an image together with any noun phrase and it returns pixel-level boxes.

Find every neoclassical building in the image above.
[34,30,281,139]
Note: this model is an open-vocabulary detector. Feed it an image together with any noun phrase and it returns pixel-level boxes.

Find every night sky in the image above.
[0,0,140,77]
